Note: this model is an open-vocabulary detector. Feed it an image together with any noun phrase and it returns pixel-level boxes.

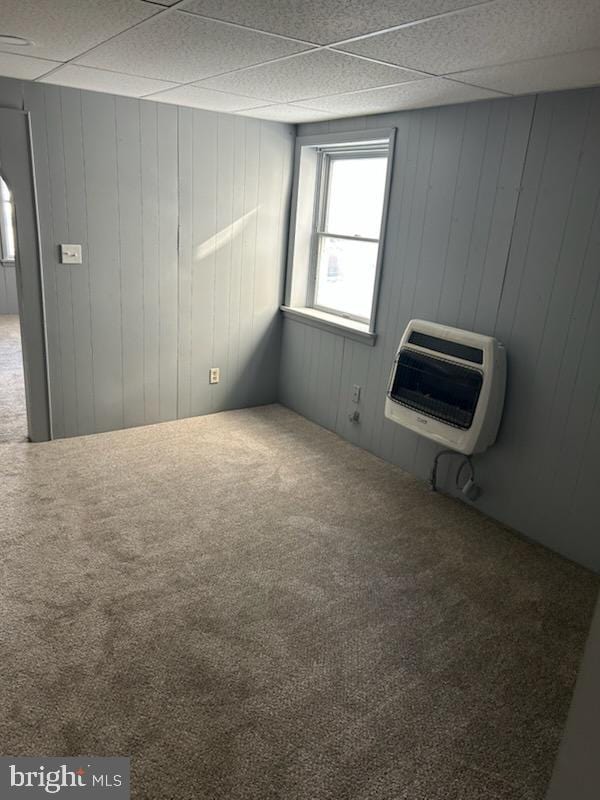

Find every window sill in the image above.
[280,306,376,346]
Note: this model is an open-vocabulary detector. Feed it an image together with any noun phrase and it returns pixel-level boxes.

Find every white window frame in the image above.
[309,143,390,325]
[283,128,395,344]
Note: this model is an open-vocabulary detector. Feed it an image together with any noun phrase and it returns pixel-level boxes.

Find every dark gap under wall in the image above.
[279,87,600,573]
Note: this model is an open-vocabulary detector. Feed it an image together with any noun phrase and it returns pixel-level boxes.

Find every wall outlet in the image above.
[209,367,220,385]
[352,384,361,404]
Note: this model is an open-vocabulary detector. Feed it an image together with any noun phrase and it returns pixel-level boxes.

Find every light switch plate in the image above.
[60,244,82,264]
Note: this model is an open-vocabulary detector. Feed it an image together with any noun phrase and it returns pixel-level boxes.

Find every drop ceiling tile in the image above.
[297,78,503,116]
[197,49,421,104]
[179,0,489,46]
[237,104,337,123]
[0,0,157,62]
[77,11,311,84]
[39,64,177,97]
[0,52,58,81]
[450,49,600,95]
[145,84,269,111]
[339,0,600,75]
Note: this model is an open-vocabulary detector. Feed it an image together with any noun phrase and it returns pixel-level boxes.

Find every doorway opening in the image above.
[0,174,27,442]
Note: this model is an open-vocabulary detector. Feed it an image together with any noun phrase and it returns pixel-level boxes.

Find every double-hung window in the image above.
[284,130,394,342]
[0,176,16,264]
[311,144,389,323]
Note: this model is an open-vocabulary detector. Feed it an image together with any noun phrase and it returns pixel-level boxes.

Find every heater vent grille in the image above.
[389,350,482,430]
[407,331,483,364]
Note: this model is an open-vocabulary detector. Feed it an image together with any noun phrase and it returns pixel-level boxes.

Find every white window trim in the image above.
[283,128,396,342]
[280,304,377,346]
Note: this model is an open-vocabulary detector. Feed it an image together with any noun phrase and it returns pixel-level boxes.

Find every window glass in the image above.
[324,156,387,239]
[312,149,389,322]
[314,236,378,321]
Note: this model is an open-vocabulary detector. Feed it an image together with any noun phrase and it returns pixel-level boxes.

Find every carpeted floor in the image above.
[0,314,27,443]
[0,404,597,799]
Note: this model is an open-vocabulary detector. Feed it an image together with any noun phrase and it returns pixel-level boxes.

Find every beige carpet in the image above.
[0,404,597,800]
[0,314,27,443]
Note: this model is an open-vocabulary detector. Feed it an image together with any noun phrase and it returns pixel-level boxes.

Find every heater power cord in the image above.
[430,450,480,500]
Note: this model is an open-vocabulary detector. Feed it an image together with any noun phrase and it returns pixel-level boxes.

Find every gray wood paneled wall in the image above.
[2,72,599,569]
[280,88,600,572]
[0,77,293,439]
[0,265,18,313]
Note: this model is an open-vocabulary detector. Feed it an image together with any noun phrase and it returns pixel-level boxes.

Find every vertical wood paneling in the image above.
[81,92,123,434]
[116,96,145,429]
[224,116,247,410]
[490,89,600,564]
[176,106,193,420]
[156,104,178,422]
[237,118,261,408]
[5,81,292,441]
[0,76,24,110]
[455,100,512,332]
[246,121,291,407]
[40,85,76,437]
[472,101,533,332]
[61,90,96,437]
[175,110,292,417]
[358,111,419,464]
[211,113,235,412]
[279,90,600,572]
[387,106,439,472]
[188,106,217,417]
[139,101,160,425]
[0,267,18,313]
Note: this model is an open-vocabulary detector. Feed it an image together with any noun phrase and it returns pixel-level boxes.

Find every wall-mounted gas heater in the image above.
[385,320,506,457]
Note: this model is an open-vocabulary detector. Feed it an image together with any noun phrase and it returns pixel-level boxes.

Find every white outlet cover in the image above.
[60,244,82,264]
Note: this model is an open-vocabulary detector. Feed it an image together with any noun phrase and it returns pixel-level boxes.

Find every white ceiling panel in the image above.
[237,104,336,122]
[198,49,422,104]
[38,64,178,97]
[77,10,311,83]
[145,84,269,110]
[450,49,600,95]
[178,0,490,45]
[0,53,58,81]
[0,0,157,62]
[339,0,600,75]
[0,0,595,122]
[297,77,503,116]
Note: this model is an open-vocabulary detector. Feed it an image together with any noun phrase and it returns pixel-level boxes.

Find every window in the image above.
[284,129,394,342]
[0,176,16,263]
[311,145,388,323]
